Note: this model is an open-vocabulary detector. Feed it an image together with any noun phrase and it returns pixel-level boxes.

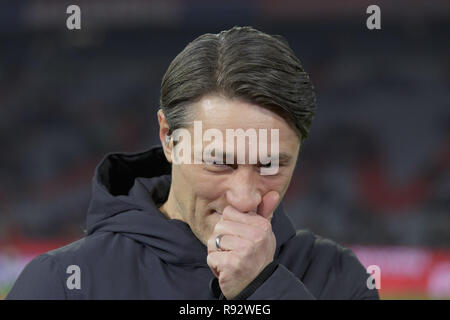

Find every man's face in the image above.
[163,94,301,245]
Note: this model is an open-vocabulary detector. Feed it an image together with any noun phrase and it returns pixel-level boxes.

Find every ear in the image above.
[157,109,173,164]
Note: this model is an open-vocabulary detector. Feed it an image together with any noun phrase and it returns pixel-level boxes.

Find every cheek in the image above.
[194,175,227,201]
[178,165,226,200]
[261,177,287,194]
[261,170,295,197]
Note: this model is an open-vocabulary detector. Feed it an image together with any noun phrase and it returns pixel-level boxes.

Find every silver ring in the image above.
[215,234,224,251]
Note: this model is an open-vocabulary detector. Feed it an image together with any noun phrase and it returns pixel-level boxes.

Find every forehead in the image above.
[191,95,299,139]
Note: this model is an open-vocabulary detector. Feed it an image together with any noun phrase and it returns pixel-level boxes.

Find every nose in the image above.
[225,167,262,213]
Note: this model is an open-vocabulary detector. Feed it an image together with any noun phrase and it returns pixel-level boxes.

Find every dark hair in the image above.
[159,26,316,140]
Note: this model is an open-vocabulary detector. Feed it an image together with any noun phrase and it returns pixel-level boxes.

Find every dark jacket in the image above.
[6,146,379,300]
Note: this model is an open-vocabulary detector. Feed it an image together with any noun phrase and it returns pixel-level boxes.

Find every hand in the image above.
[207,191,280,299]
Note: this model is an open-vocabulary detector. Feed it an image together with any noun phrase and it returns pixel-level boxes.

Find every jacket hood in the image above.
[85,145,297,266]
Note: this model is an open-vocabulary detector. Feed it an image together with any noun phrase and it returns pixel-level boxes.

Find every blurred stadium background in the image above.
[0,0,449,299]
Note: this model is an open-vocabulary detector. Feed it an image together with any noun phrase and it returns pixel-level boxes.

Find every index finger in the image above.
[222,206,271,230]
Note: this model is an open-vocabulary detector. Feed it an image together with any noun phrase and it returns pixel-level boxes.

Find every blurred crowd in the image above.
[0,1,449,248]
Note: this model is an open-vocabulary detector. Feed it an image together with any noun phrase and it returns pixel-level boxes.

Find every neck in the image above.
[158,186,184,221]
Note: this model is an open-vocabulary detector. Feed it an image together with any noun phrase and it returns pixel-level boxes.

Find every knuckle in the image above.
[222,206,234,219]
[260,219,271,232]
[247,230,258,242]
[239,241,250,253]
[214,220,226,234]
[241,241,253,256]
[252,215,271,231]
[253,229,265,243]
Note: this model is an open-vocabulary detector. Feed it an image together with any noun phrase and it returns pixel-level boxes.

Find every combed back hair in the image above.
[160,25,316,141]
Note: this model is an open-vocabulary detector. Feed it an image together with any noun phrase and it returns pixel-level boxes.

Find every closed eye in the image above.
[204,160,237,171]
[257,162,272,168]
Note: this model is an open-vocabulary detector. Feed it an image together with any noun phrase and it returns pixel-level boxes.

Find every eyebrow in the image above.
[211,152,293,164]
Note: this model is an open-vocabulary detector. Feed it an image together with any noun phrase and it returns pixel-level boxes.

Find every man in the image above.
[6,26,379,300]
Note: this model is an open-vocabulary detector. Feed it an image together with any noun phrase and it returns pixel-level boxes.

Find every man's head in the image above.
[157,26,316,244]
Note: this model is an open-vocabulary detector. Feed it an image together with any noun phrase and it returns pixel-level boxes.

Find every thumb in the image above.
[257,190,280,220]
